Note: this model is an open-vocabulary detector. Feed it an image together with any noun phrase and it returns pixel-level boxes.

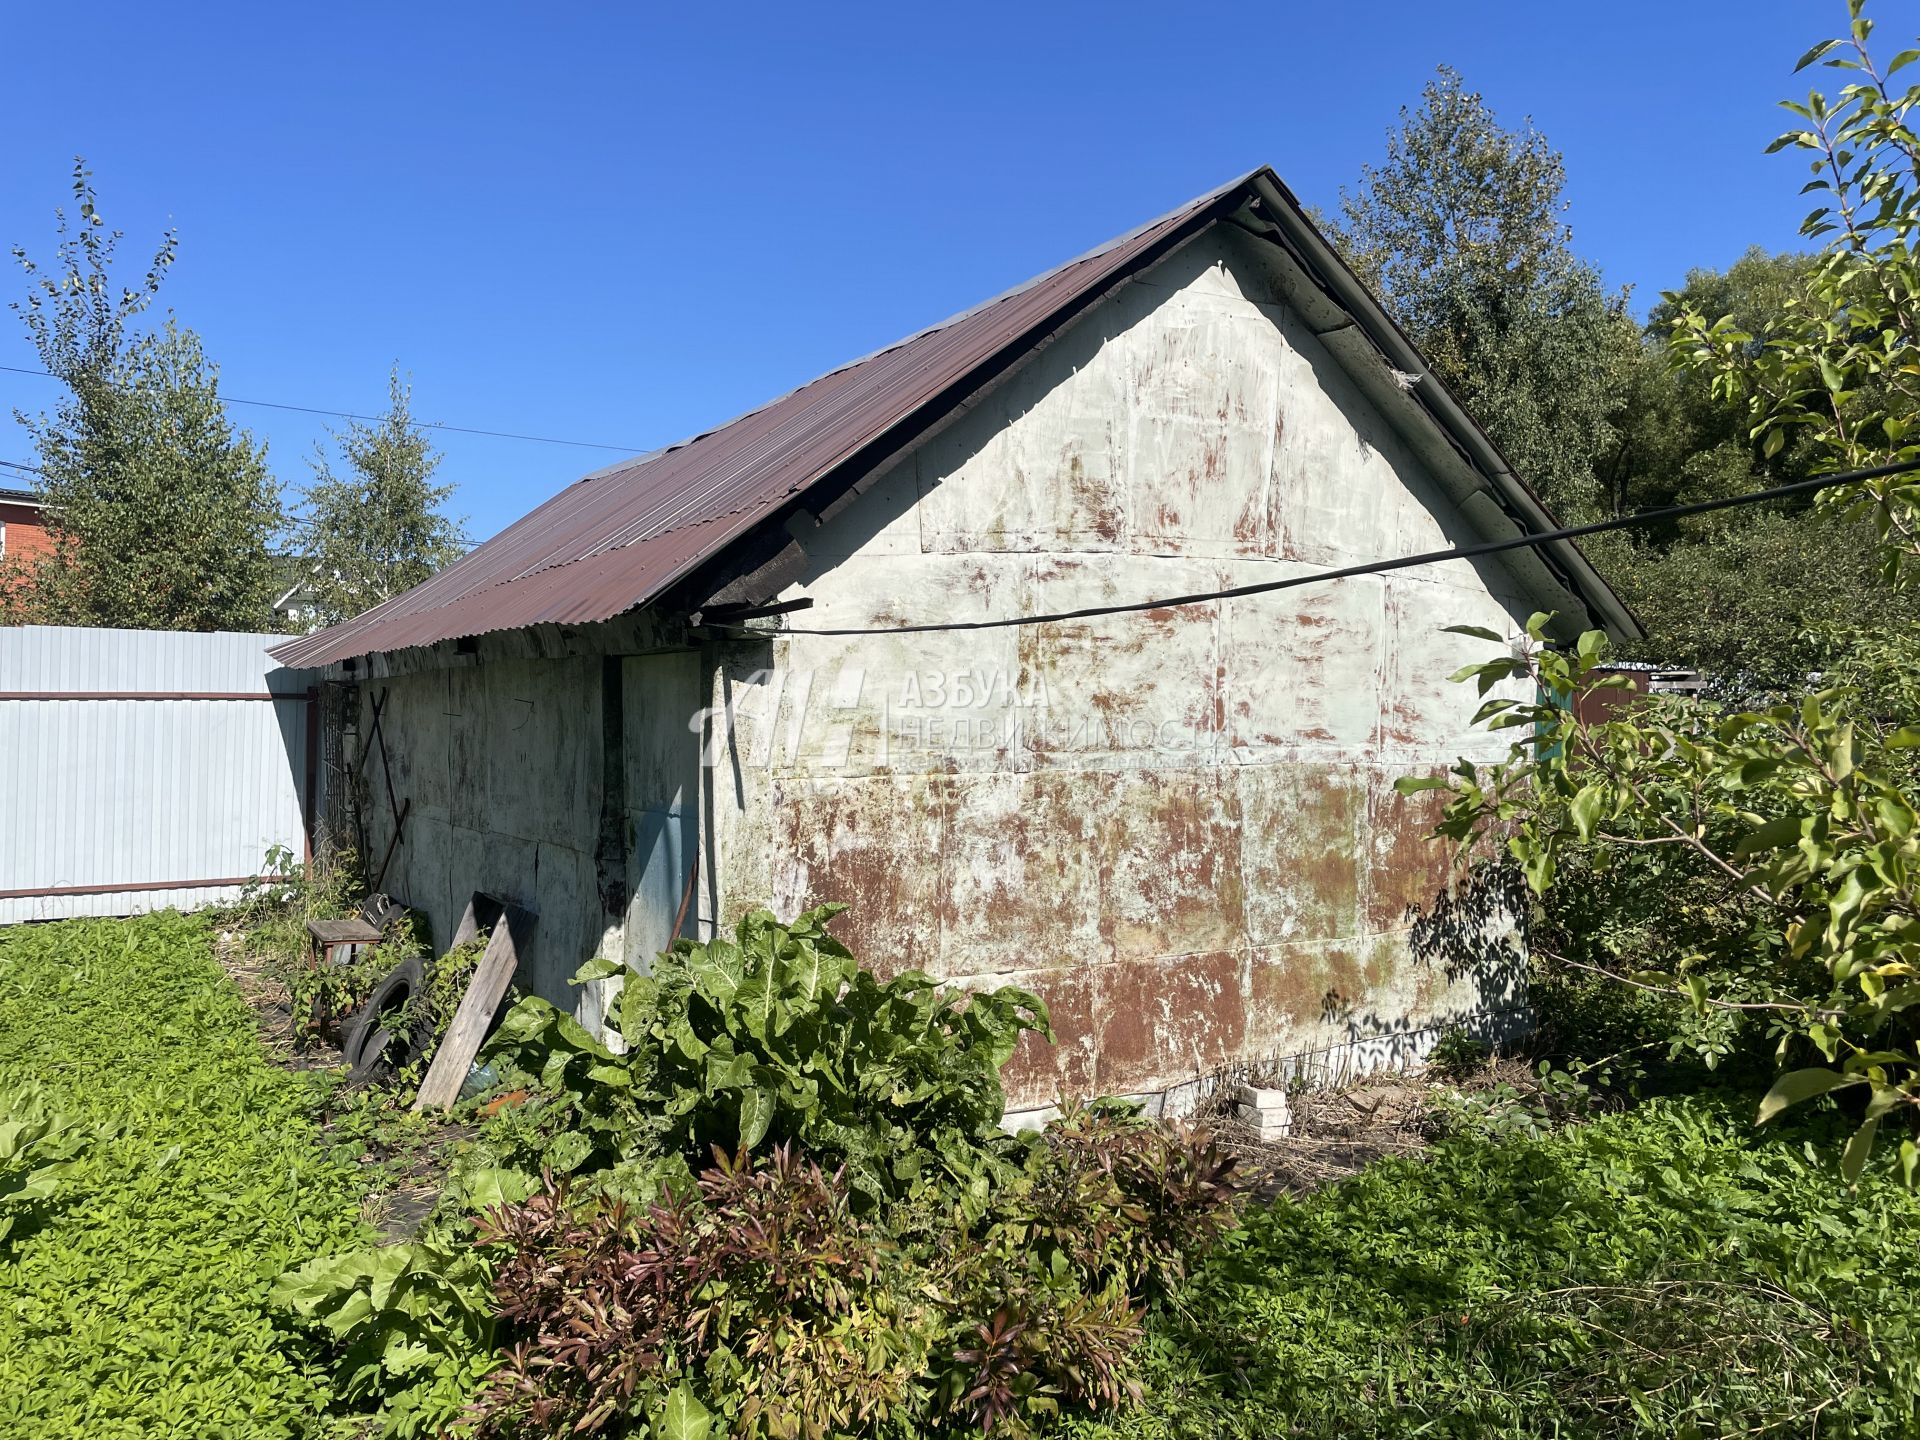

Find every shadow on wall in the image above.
[1118,868,1531,1121]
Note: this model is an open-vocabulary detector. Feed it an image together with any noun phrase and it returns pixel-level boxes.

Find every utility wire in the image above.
[719,457,1920,637]
[0,363,649,454]
[0,458,44,477]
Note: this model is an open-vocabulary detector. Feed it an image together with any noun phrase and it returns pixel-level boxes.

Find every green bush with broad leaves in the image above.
[0,1082,89,1252]
[0,912,375,1438]
[479,902,1052,1209]
[1407,612,1920,1180]
[270,1235,500,1439]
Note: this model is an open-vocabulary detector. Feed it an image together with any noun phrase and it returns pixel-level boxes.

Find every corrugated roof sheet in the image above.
[271,175,1245,669]
[273,166,1637,670]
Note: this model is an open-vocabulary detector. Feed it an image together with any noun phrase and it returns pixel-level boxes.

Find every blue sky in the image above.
[0,1,1843,539]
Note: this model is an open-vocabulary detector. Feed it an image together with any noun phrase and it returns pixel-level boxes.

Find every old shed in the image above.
[273,168,1638,1115]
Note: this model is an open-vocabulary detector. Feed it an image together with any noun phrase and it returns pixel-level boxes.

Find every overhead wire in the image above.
[711,457,1920,637]
[0,363,650,455]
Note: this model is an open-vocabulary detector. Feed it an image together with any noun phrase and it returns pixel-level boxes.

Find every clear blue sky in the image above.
[0,1,1840,540]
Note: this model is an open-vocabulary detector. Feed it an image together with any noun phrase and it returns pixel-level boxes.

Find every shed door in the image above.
[622,651,703,972]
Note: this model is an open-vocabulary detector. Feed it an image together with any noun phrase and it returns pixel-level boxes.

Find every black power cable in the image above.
[716,457,1920,637]
[0,364,648,455]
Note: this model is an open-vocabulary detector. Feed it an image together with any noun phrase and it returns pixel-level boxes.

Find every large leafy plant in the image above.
[270,1235,499,1439]
[1408,614,1920,1180]
[1669,0,1920,575]
[0,1082,88,1252]
[485,903,1051,1208]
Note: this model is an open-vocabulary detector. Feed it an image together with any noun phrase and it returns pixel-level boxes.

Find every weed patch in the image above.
[1067,1093,1920,1439]
[0,912,375,1439]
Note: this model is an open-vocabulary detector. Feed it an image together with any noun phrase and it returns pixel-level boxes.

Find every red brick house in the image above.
[0,488,50,568]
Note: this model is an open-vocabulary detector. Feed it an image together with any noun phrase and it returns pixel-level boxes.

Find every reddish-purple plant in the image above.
[466,1117,1241,1439]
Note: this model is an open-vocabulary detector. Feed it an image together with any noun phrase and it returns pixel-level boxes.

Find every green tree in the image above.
[1588,510,1900,698]
[295,368,464,627]
[1330,67,1641,522]
[1420,2,1920,1185]
[6,161,284,631]
[1669,1,1920,571]
[1592,247,1906,692]
[1615,249,1819,515]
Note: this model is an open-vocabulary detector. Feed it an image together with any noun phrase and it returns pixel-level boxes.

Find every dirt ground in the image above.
[1200,1055,1546,1198]
[212,925,467,1240]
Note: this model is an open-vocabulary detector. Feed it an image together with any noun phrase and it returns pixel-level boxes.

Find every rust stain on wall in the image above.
[774,776,948,978]
[1094,949,1247,1095]
[1364,769,1454,934]
[1099,769,1245,959]
[996,964,1101,1105]
[1246,939,1367,1039]
[1238,763,1363,945]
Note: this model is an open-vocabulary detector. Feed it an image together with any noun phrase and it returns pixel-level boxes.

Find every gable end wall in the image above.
[706,225,1534,1109]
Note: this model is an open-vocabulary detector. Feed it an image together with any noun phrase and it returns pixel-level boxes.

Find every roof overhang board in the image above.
[1238,172,1640,642]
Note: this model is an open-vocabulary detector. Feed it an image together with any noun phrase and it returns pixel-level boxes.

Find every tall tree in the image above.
[1669,1,1920,578]
[1588,249,1895,691]
[295,368,464,627]
[1329,68,1640,522]
[6,161,284,630]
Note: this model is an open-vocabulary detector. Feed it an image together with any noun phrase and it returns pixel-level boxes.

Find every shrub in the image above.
[1412,612,1920,1180]
[282,905,1238,1439]
[481,903,1052,1207]
[467,1115,1242,1440]
[270,1232,500,1439]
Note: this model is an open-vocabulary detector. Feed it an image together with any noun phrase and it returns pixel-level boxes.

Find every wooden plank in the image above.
[411,902,536,1112]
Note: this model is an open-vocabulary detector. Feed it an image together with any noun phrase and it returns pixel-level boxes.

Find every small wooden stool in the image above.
[306,893,408,971]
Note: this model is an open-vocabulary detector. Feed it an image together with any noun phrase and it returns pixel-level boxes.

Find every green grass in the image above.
[1065,1094,1920,1439]
[0,912,374,1439]
[7,911,1920,1439]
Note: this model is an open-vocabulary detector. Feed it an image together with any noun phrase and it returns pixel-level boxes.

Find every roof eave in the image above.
[1244,171,1643,643]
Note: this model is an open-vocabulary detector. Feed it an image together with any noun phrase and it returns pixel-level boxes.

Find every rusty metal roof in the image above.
[272,167,1636,670]
[270,176,1245,669]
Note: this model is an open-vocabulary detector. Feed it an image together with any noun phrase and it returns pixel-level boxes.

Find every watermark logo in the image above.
[690,664,1219,770]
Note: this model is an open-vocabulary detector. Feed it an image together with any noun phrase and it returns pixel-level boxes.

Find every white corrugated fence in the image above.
[0,626,315,923]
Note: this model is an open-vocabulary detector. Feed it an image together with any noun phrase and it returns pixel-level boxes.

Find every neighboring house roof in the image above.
[0,487,43,509]
[273,167,1639,670]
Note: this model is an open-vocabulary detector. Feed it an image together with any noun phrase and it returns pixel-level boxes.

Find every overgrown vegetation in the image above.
[270,908,1243,1439]
[1067,1094,1920,1439]
[11,9,1920,1438]
[474,903,1051,1207]
[461,1109,1237,1440]
[0,912,373,1437]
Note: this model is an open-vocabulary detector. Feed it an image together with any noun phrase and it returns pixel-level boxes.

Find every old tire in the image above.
[341,956,428,1085]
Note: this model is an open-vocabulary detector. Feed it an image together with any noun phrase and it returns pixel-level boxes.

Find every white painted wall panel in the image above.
[0,626,311,923]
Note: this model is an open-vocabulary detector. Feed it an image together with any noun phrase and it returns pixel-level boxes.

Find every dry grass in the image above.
[1197,1054,1544,1198]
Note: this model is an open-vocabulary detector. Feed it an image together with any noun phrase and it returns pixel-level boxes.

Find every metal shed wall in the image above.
[0,627,313,923]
